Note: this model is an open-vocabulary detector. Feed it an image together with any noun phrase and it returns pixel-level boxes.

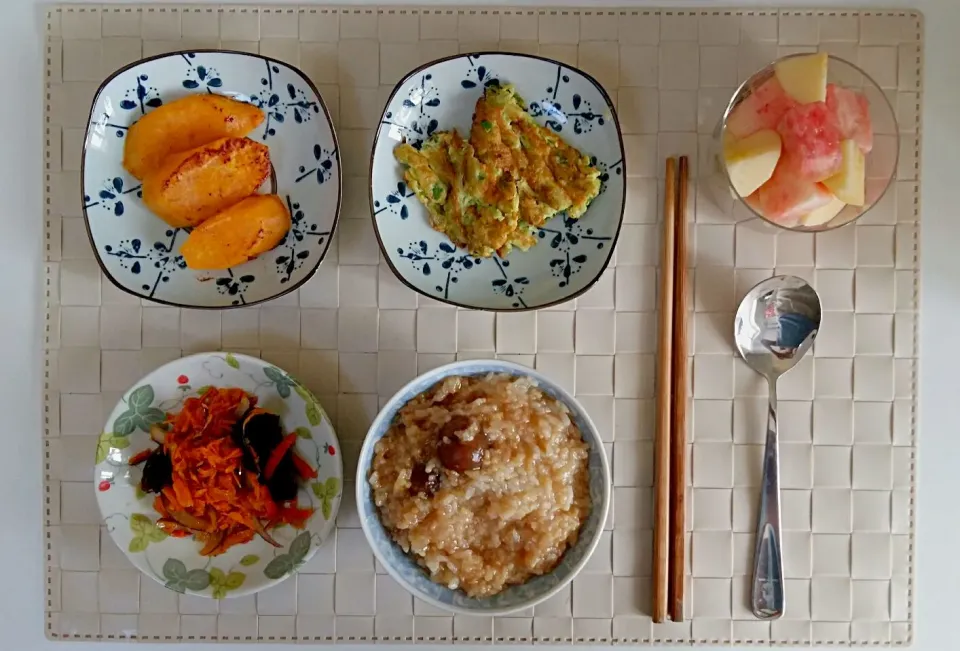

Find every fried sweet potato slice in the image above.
[123,94,264,180]
[142,137,271,228]
[180,195,291,270]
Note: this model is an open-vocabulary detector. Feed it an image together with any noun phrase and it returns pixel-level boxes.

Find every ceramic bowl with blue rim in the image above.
[356,360,611,616]
[370,53,625,311]
[82,50,341,308]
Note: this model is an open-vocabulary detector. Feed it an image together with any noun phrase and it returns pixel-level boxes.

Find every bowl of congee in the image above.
[355,359,611,615]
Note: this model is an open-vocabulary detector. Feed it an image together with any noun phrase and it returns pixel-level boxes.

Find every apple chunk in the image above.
[726,77,798,138]
[723,130,782,197]
[801,196,846,228]
[823,139,866,206]
[775,52,829,104]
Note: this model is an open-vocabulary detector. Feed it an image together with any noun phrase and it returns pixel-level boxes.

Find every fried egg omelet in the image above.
[394,85,602,258]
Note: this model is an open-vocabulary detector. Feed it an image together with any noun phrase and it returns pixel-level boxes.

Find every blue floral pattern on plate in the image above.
[83,50,341,308]
[355,360,611,615]
[371,53,626,311]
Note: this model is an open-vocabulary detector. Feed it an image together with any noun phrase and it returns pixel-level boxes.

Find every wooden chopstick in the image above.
[668,156,690,622]
[652,157,677,623]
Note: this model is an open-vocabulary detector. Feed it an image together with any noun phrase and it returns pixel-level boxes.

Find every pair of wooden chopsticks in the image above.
[653,156,689,623]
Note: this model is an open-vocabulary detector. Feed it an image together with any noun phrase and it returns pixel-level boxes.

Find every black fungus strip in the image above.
[140,451,173,494]
[240,411,299,502]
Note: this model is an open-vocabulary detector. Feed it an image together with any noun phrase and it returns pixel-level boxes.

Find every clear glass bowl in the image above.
[705,54,899,232]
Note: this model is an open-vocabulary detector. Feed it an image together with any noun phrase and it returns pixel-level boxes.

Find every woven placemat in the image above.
[43,5,921,644]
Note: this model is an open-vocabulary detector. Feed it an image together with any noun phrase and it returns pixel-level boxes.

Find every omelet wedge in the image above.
[393,83,601,258]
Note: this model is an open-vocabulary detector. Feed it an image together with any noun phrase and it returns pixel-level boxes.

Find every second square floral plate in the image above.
[370,52,626,311]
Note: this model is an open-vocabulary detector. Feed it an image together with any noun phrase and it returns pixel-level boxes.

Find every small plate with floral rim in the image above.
[94,352,342,599]
[82,50,341,308]
[370,52,625,311]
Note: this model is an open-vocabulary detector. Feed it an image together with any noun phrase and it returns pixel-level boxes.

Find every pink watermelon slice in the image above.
[776,102,843,182]
[826,83,873,153]
[726,77,799,139]
[756,155,834,226]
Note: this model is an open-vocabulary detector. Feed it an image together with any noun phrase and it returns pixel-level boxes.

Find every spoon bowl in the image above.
[735,276,821,378]
[734,275,821,620]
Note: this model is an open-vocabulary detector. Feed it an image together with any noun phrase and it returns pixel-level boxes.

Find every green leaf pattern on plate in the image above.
[292,384,311,402]
[295,426,312,439]
[304,401,322,427]
[239,554,260,567]
[95,431,130,464]
[263,531,313,580]
[129,513,167,553]
[264,366,293,398]
[289,530,311,560]
[162,558,211,593]
[112,385,165,436]
[209,567,246,599]
[262,554,295,581]
[160,559,243,597]
[293,383,326,427]
[312,477,340,520]
[129,385,153,410]
[224,353,240,369]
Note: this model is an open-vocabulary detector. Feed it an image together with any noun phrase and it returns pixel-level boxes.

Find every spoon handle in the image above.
[751,377,785,620]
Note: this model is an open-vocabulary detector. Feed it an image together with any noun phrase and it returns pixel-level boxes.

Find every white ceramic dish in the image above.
[82,50,341,308]
[370,52,625,311]
[95,352,342,599]
[355,359,611,615]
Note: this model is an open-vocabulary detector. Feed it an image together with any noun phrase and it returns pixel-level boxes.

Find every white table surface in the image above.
[2,1,956,649]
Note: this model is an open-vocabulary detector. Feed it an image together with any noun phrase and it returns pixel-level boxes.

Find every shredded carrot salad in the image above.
[146,387,315,556]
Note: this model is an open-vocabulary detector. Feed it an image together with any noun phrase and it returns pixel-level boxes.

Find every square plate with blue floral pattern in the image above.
[370,53,625,311]
[82,50,341,308]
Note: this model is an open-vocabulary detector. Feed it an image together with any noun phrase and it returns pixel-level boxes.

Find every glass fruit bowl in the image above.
[706,53,898,232]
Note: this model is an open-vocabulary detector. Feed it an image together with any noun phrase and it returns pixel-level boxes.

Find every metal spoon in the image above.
[734,275,821,620]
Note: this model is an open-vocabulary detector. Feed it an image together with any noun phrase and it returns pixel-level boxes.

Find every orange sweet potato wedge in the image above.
[123,94,264,180]
[180,195,291,270]
[141,137,271,228]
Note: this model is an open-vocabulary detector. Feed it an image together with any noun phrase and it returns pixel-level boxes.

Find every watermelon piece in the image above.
[756,155,834,226]
[744,190,764,216]
[726,77,799,139]
[826,83,873,154]
[776,102,842,181]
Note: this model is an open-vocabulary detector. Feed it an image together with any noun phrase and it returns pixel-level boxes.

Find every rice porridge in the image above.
[368,373,591,598]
